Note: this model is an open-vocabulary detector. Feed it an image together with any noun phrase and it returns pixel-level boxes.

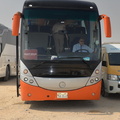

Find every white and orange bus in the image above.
[12,0,111,101]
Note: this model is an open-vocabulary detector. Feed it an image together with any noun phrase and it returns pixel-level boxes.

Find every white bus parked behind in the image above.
[0,24,16,81]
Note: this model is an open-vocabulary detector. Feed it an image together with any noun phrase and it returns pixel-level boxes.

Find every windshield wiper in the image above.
[30,60,62,69]
[82,59,92,70]
[57,56,92,69]
[57,56,83,59]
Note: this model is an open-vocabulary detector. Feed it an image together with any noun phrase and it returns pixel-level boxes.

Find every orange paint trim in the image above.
[100,14,111,37]
[12,12,21,36]
[20,80,102,101]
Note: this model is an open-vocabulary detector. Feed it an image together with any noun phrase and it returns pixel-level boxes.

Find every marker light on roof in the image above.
[90,6,93,9]
[29,4,33,7]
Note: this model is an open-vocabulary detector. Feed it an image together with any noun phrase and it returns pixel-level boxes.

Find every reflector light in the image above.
[92,93,95,96]
[27,93,32,97]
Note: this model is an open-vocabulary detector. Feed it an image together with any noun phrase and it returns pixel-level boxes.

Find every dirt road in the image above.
[0,77,120,120]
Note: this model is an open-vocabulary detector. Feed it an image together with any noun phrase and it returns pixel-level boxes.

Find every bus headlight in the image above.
[29,79,34,84]
[22,76,38,86]
[87,77,100,86]
[95,69,99,74]
[90,79,94,83]
[24,77,28,81]
[107,74,118,81]
[23,69,28,74]
[95,77,99,81]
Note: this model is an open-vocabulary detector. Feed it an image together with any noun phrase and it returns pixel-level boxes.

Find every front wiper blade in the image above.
[58,56,92,70]
[30,60,62,69]
[57,56,83,59]
[30,61,47,69]
[82,59,92,70]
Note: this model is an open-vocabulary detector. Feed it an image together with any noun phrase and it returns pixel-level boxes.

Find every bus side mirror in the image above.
[100,14,112,38]
[12,12,21,36]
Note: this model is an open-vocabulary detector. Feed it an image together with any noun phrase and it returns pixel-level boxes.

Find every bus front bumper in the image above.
[20,80,102,101]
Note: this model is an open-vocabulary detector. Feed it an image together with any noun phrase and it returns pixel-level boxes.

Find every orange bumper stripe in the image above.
[20,80,101,101]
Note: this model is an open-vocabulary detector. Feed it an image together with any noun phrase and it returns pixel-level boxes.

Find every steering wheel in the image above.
[75,49,89,53]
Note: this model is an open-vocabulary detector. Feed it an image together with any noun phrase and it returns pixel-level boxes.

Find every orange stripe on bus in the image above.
[20,80,102,101]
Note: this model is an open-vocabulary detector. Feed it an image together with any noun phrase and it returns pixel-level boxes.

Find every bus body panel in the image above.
[102,43,120,94]
[20,80,101,101]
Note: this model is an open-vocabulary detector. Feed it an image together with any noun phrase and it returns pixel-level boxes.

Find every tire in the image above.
[101,81,109,97]
[4,66,10,81]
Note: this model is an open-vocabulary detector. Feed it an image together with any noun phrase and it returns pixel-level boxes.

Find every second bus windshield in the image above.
[21,8,101,61]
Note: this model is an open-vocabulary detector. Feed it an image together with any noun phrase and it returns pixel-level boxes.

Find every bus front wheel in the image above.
[101,80,109,97]
[4,66,10,81]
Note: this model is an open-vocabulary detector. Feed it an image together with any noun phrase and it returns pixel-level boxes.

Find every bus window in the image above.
[21,8,100,61]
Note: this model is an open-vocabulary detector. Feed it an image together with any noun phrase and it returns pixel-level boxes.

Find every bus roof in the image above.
[102,43,120,53]
[24,0,98,11]
[0,24,10,36]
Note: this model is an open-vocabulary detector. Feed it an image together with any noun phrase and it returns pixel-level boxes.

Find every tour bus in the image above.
[102,43,120,97]
[0,24,16,81]
[12,0,111,101]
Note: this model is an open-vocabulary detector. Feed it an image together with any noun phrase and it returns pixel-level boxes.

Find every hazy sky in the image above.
[0,0,120,43]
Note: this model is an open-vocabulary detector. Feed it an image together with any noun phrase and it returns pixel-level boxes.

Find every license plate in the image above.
[57,92,68,98]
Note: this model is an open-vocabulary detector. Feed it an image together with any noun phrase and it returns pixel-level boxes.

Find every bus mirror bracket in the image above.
[100,14,112,38]
[12,12,22,36]
[12,12,22,97]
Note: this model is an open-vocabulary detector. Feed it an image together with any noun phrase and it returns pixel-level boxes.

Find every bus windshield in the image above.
[21,8,100,61]
[109,53,120,65]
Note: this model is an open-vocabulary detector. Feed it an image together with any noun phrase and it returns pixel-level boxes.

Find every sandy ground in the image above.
[0,77,120,120]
